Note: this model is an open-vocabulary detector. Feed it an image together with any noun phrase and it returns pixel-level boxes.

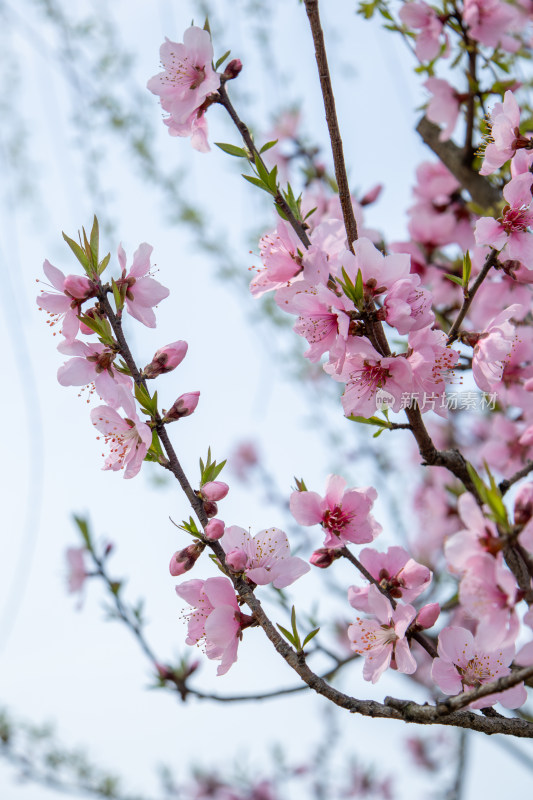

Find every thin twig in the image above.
[215,83,311,249]
[303,0,358,248]
[500,461,533,495]
[446,249,499,344]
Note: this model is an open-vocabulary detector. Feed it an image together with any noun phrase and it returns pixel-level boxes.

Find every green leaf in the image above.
[62,232,90,272]
[302,627,320,647]
[466,462,489,505]
[215,142,248,158]
[276,624,296,647]
[254,152,270,185]
[111,278,123,312]
[72,515,92,549]
[260,139,278,154]
[242,174,271,193]
[462,251,472,286]
[89,216,99,268]
[215,50,231,70]
[98,251,111,276]
[348,415,391,428]
[443,274,464,287]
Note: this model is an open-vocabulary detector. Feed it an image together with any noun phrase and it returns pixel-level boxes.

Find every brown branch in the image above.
[446,249,499,345]
[215,83,311,249]
[416,116,501,207]
[303,0,358,248]
[500,461,533,496]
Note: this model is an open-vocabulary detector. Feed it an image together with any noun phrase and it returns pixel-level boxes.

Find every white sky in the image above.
[0,0,531,798]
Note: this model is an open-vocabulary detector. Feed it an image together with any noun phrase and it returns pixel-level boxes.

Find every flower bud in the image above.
[203,500,218,518]
[143,341,188,379]
[226,548,248,572]
[223,59,242,81]
[201,481,229,502]
[360,183,383,206]
[414,602,440,630]
[163,391,200,422]
[204,518,225,541]
[309,547,342,569]
[515,483,533,526]
[169,542,204,576]
[63,274,93,300]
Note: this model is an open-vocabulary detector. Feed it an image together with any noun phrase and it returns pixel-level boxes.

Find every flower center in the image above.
[322,505,353,533]
[501,205,531,234]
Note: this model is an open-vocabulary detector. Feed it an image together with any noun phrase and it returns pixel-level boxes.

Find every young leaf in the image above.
[90,216,99,268]
[63,232,90,272]
[302,627,320,647]
[215,142,248,158]
[259,139,278,154]
[215,50,231,70]
[72,515,92,549]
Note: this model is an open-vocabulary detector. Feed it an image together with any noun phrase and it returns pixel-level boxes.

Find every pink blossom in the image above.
[176,577,253,675]
[348,546,432,613]
[459,553,520,649]
[57,339,133,410]
[471,304,524,392]
[201,481,229,502]
[475,174,533,266]
[464,0,521,54]
[330,340,414,418]
[66,547,88,597]
[444,492,501,573]
[118,243,170,328]
[406,327,459,416]
[220,526,310,588]
[347,586,417,683]
[91,405,152,479]
[290,474,381,548]
[36,260,94,340]
[147,27,220,151]
[383,275,434,334]
[143,340,188,379]
[229,441,259,482]
[250,221,303,297]
[399,2,446,62]
[412,161,460,204]
[340,237,411,292]
[479,91,525,175]
[164,108,210,153]
[431,626,526,708]
[424,78,461,141]
[277,281,350,364]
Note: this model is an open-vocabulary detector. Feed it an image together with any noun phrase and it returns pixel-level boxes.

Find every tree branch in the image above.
[303,0,358,248]
[416,116,501,207]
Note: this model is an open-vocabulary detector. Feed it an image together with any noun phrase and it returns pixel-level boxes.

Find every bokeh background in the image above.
[0,0,531,797]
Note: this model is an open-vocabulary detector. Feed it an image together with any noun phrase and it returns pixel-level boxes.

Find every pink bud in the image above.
[360,183,383,206]
[202,481,229,502]
[309,548,342,569]
[203,500,218,519]
[226,548,248,572]
[415,603,440,630]
[63,274,93,299]
[143,341,188,379]
[223,59,242,80]
[204,518,225,541]
[515,483,533,526]
[163,391,200,422]
[169,543,204,576]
